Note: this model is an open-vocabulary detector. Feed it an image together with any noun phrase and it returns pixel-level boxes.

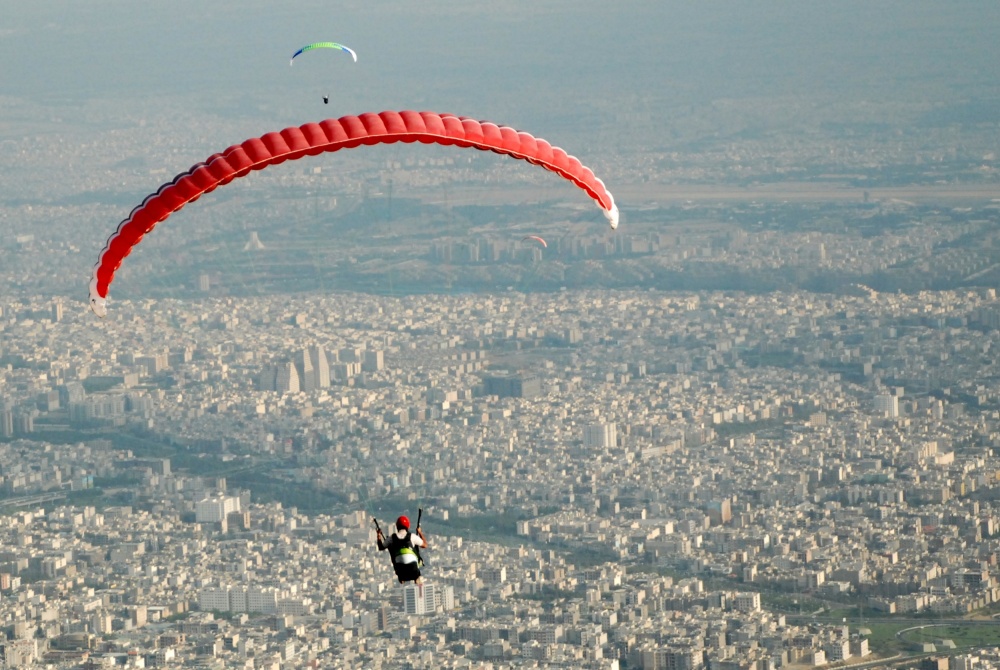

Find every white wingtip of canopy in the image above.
[90,298,107,318]
[606,203,620,230]
[88,279,107,318]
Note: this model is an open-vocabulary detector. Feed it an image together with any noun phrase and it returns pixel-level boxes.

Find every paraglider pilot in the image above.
[323,95,329,105]
[376,515,428,584]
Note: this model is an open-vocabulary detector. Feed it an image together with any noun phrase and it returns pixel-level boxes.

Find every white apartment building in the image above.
[195,496,241,523]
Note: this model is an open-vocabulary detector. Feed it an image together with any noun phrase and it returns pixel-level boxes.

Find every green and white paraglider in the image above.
[290,42,358,104]
[290,42,358,65]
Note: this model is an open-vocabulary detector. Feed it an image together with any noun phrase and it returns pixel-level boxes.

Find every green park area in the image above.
[898,623,1000,650]
[862,622,917,655]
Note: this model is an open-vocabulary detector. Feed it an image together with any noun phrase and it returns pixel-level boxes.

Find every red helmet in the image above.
[396,515,410,530]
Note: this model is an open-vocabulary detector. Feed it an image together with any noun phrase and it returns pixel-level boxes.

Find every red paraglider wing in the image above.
[89,111,618,316]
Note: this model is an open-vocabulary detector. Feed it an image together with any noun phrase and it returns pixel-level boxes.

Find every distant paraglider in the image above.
[521,235,547,248]
[88,110,619,317]
[290,42,357,104]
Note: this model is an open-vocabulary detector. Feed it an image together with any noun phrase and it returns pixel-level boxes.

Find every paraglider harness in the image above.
[374,509,425,583]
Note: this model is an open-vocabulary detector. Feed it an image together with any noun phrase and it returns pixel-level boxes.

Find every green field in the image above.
[863,622,913,655]
[900,623,1000,650]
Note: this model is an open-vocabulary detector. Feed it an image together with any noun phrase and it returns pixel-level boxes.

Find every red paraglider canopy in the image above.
[89,110,619,316]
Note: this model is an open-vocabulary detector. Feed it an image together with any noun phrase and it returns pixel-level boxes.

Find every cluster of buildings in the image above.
[2,278,1000,665]
[0,469,874,669]
[255,346,384,394]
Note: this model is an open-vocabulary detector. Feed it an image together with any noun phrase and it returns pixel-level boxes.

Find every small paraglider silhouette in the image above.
[289,42,356,108]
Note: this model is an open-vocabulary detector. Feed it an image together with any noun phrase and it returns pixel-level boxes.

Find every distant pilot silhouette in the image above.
[323,95,329,104]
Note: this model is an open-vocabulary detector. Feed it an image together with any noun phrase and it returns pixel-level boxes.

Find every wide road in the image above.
[0,490,68,509]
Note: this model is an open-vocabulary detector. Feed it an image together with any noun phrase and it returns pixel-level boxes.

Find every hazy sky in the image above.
[2,0,998,133]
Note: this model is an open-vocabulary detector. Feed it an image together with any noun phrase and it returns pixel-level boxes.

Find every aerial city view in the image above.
[3,1,1000,668]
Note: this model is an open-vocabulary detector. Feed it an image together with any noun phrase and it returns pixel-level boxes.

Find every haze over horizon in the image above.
[2,1,998,141]
[1,1,998,303]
